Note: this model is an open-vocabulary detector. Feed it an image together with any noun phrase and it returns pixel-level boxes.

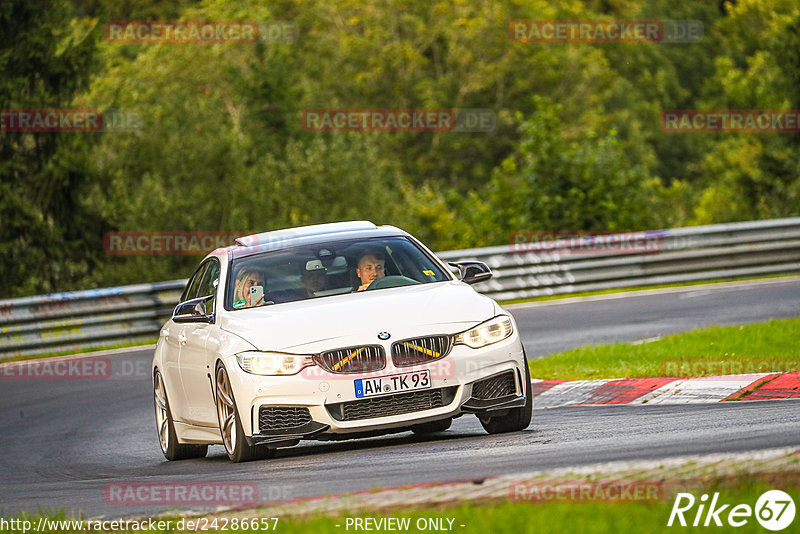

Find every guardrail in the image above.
[438,217,800,301]
[0,281,186,358]
[2,218,800,358]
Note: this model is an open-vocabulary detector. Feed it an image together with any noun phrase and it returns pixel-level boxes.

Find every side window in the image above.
[195,260,220,314]
[182,263,209,303]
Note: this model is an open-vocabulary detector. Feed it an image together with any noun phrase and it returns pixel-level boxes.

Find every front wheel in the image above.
[479,354,533,434]
[215,363,273,463]
[153,370,208,460]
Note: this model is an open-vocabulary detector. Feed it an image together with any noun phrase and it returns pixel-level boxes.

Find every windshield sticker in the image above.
[233,299,247,308]
[423,269,435,276]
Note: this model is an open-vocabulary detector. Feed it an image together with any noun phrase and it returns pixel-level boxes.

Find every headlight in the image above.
[454,316,513,349]
[235,351,314,376]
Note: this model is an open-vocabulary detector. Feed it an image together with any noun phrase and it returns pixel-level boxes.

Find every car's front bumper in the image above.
[227,334,527,445]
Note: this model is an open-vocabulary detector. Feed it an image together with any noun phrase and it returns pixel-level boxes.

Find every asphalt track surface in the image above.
[1,278,799,518]
[511,278,800,357]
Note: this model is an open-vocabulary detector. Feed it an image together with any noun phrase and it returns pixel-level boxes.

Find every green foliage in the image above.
[3,0,800,296]
[0,0,102,297]
[466,97,677,243]
[689,0,800,224]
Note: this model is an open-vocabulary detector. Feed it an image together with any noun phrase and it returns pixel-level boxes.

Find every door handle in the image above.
[178,333,187,345]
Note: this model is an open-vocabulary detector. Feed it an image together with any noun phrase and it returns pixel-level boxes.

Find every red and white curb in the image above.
[532,372,800,408]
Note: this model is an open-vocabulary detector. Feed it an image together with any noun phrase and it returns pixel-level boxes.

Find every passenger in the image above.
[233,267,266,308]
[355,251,385,291]
[301,260,328,297]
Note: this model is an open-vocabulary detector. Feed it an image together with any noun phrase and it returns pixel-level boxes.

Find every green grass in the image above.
[4,482,797,533]
[528,317,800,380]
[279,484,798,534]
[498,274,799,306]
[266,486,798,534]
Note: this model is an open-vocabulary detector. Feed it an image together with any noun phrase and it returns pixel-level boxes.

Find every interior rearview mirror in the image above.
[306,259,325,271]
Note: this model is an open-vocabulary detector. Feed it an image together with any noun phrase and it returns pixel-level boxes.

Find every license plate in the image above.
[354,369,431,398]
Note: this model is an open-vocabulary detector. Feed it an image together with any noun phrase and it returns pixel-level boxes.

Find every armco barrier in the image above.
[0,281,185,358]
[437,218,800,300]
[2,218,800,358]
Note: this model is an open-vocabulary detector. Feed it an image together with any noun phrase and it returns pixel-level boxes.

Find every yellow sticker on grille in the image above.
[332,347,366,371]
[402,342,441,359]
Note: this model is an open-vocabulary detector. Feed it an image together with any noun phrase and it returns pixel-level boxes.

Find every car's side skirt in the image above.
[174,421,224,445]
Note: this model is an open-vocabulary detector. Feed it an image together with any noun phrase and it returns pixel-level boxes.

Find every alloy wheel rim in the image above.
[215,366,237,454]
[153,373,169,454]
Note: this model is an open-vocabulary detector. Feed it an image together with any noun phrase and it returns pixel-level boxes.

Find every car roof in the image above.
[213,221,410,260]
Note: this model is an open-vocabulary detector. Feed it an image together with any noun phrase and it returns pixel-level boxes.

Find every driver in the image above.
[356,251,385,291]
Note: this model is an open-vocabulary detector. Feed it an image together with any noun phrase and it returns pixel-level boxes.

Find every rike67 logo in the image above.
[668,490,796,531]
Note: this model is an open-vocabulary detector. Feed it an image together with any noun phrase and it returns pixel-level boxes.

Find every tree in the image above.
[691,0,800,223]
[469,97,677,244]
[0,0,102,297]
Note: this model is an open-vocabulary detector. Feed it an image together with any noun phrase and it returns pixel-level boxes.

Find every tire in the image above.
[153,370,208,460]
[215,363,274,463]
[411,417,452,435]
[478,353,533,434]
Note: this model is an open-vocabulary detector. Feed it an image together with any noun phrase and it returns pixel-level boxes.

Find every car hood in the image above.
[218,281,497,353]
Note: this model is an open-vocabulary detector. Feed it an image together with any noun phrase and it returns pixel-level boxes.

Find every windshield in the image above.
[226,236,450,310]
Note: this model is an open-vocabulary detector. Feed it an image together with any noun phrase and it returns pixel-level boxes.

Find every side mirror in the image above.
[173,295,215,324]
[448,261,493,285]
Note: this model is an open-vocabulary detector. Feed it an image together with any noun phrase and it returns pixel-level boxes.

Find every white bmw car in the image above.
[152,221,532,462]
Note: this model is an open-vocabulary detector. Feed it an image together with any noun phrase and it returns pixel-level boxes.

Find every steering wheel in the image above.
[365,275,421,290]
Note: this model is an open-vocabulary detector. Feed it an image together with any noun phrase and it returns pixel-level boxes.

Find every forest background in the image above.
[1,0,798,298]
